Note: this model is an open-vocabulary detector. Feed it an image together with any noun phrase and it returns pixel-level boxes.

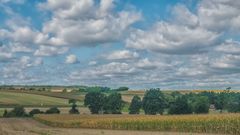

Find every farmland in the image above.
[1,88,240,135]
[0,91,73,107]
[35,114,240,135]
[0,118,219,135]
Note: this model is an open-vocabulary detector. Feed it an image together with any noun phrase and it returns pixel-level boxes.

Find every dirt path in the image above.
[0,118,223,135]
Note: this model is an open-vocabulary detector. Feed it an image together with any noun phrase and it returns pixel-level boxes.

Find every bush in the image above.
[116,87,129,91]
[3,106,28,117]
[69,99,80,114]
[45,107,60,114]
[3,109,8,117]
[29,109,44,117]
[69,104,80,114]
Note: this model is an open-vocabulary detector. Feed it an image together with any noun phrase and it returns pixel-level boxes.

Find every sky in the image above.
[0,0,240,90]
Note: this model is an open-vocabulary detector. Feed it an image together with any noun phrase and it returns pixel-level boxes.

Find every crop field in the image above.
[0,118,219,135]
[0,91,73,107]
[35,114,240,135]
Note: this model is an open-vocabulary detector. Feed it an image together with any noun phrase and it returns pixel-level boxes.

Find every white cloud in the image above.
[198,0,240,32]
[65,54,78,64]
[215,39,240,55]
[105,50,139,60]
[39,0,141,46]
[0,45,13,62]
[69,62,137,81]
[127,22,219,54]
[88,61,97,66]
[34,46,69,56]
[172,4,199,27]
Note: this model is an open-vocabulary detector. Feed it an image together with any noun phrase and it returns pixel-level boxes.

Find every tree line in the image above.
[84,88,240,115]
[3,88,240,117]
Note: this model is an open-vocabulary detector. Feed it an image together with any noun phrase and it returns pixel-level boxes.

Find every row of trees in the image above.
[3,106,61,118]
[84,92,124,114]
[84,88,240,115]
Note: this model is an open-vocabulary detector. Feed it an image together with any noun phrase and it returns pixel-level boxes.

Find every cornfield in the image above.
[35,114,240,135]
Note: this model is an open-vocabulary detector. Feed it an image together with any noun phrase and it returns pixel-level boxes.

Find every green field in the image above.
[0,91,72,107]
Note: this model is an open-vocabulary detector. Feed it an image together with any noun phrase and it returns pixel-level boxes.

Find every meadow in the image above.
[35,114,240,135]
[0,91,71,107]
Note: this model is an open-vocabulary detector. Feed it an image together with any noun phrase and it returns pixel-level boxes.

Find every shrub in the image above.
[45,107,60,114]
[29,109,44,117]
[4,106,28,117]
[69,99,80,114]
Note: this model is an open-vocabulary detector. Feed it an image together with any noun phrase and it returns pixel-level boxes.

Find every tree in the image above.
[194,96,209,114]
[84,91,105,114]
[103,92,124,114]
[45,107,60,114]
[3,109,8,117]
[4,106,28,117]
[116,87,129,91]
[227,95,240,113]
[142,88,166,115]
[69,99,79,114]
[168,96,192,114]
[129,95,142,114]
[29,109,43,117]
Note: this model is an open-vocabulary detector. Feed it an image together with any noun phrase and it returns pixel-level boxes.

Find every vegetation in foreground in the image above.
[35,114,240,135]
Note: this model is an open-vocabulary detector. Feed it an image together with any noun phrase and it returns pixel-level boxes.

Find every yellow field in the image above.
[35,114,240,135]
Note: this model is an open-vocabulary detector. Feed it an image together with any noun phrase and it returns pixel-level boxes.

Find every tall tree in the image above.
[129,95,142,114]
[194,96,209,114]
[103,92,124,114]
[142,88,166,115]
[84,91,105,114]
[69,99,79,114]
[168,96,192,114]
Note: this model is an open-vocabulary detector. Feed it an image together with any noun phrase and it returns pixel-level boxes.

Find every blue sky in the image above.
[0,0,240,90]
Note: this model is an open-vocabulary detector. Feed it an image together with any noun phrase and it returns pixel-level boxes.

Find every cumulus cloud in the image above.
[198,0,240,32]
[105,50,139,60]
[0,45,13,62]
[126,22,219,54]
[34,46,69,56]
[215,39,240,55]
[65,54,78,64]
[39,0,141,46]
[88,61,97,66]
[69,62,137,81]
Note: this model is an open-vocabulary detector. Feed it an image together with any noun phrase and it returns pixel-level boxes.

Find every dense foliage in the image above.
[84,91,105,114]
[3,106,28,117]
[45,107,60,114]
[69,99,79,114]
[142,89,166,115]
[168,96,192,114]
[129,95,142,114]
[103,92,124,114]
